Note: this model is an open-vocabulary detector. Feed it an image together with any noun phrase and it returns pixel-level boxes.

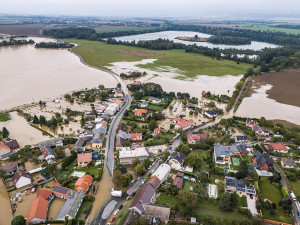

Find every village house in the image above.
[112,98,123,106]
[252,126,274,136]
[133,108,148,116]
[153,128,161,135]
[252,151,273,171]
[186,133,207,144]
[173,117,184,124]
[169,152,186,170]
[204,110,217,118]
[214,145,231,165]
[0,141,16,160]
[131,133,143,142]
[74,174,94,194]
[281,158,298,169]
[245,119,257,128]
[175,119,195,130]
[38,138,63,149]
[5,139,20,150]
[12,170,32,189]
[90,136,103,149]
[26,195,49,224]
[172,172,184,189]
[114,87,123,97]
[268,143,288,153]
[148,97,161,104]
[151,163,171,183]
[225,176,256,196]
[235,135,248,143]
[77,153,92,167]
[105,103,119,116]
[119,147,149,165]
[40,146,55,164]
[143,204,171,223]
[1,161,18,176]
[141,101,148,108]
[130,183,156,214]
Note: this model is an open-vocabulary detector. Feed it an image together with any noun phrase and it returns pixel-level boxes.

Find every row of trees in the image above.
[208,36,251,45]
[35,41,74,48]
[0,38,34,46]
[120,71,146,79]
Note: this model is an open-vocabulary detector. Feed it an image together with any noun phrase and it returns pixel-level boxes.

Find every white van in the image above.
[290,192,297,201]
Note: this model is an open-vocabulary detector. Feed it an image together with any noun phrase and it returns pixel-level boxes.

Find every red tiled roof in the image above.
[173,117,184,123]
[187,133,207,142]
[26,196,48,223]
[53,182,61,187]
[131,133,142,139]
[74,174,94,194]
[177,119,194,128]
[269,143,288,152]
[0,141,10,151]
[133,109,148,115]
[37,190,53,200]
[173,177,183,189]
[77,153,92,163]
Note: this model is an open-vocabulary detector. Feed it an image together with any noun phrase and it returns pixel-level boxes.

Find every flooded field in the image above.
[108,59,242,98]
[113,31,278,50]
[236,84,300,125]
[0,37,117,111]
[0,111,50,147]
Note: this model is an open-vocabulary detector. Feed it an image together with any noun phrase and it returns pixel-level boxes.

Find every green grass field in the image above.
[156,192,177,208]
[194,150,208,170]
[231,157,240,166]
[69,39,252,78]
[290,180,300,197]
[0,113,11,122]
[240,25,300,35]
[259,177,293,224]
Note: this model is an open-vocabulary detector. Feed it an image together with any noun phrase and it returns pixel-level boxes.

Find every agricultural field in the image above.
[240,25,300,35]
[95,25,153,33]
[0,24,44,36]
[69,39,252,78]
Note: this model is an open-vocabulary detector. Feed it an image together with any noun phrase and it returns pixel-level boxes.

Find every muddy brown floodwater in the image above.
[0,37,117,111]
[88,168,113,224]
[0,180,13,225]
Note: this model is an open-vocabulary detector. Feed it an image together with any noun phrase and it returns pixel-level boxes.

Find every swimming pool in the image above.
[71,171,86,177]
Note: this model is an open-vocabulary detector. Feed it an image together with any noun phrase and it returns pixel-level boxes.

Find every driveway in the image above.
[247,194,258,216]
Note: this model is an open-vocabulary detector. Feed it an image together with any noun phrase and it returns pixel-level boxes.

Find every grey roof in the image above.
[225,176,245,188]
[143,204,171,220]
[228,145,239,153]
[5,140,20,149]
[57,190,85,220]
[235,136,248,141]
[0,150,17,160]
[281,158,297,167]
[38,138,63,148]
[117,132,131,140]
[90,137,103,144]
[131,183,156,214]
[237,145,247,153]
[71,136,92,152]
[205,110,217,116]
[253,151,273,167]
[44,146,55,156]
[1,161,18,172]
[170,152,186,164]
[214,145,230,156]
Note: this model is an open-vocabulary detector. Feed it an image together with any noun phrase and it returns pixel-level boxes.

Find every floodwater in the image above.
[107,59,242,97]
[236,84,300,125]
[47,198,66,220]
[0,37,117,111]
[87,168,113,224]
[113,31,278,50]
[0,180,13,225]
[0,111,50,147]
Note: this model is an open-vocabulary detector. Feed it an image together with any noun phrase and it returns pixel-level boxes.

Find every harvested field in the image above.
[0,24,45,36]
[95,25,152,33]
[246,69,300,107]
[117,49,163,57]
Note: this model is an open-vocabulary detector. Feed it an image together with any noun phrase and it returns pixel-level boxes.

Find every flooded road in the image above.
[236,84,300,125]
[47,198,66,220]
[0,38,117,111]
[0,180,13,225]
[88,168,113,223]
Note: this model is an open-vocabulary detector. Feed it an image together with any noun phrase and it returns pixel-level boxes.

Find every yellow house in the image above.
[77,153,92,167]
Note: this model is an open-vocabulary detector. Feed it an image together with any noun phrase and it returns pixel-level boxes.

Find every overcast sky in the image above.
[1,0,300,18]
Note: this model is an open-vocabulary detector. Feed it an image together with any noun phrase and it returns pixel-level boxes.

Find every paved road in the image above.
[230,76,250,112]
[273,162,300,225]
[105,94,132,176]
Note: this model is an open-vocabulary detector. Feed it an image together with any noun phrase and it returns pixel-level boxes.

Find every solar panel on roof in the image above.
[53,186,69,194]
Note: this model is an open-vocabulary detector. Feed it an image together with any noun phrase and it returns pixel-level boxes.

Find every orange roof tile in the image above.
[37,190,53,200]
[74,174,94,194]
[26,196,48,223]
[133,109,148,115]
[77,153,92,163]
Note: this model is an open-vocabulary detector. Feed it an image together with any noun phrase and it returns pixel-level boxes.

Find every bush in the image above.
[62,152,77,169]
[282,186,289,198]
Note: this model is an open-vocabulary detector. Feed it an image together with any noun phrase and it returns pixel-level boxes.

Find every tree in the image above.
[119,173,132,187]
[32,115,39,124]
[176,144,190,155]
[148,120,158,131]
[117,83,121,88]
[184,152,201,169]
[143,158,152,169]
[113,170,122,187]
[133,158,140,167]
[219,192,238,211]
[41,164,57,179]
[11,215,26,225]
[53,146,65,159]
[239,160,248,174]
[177,190,198,216]
[135,164,146,176]
[219,118,228,128]
[2,127,9,138]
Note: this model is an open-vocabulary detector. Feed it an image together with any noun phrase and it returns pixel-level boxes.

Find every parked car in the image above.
[131,191,136,197]
[118,204,123,210]
[137,177,141,181]
[250,194,253,199]
[114,209,119,216]
[110,217,116,222]
[126,196,131,201]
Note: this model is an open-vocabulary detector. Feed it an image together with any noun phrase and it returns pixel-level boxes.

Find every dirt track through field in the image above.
[246,69,300,107]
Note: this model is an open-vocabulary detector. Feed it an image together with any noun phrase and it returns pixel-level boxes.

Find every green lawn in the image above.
[194,208,248,222]
[0,113,11,122]
[69,39,252,78]
[183,181,191,190]
[194,150,208,170]
[237,196,247,207]
[240,25,300,35]
[290,180,300,197]
[230,156,240,170]
[155,192,177,208]
[259,177,293,223]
